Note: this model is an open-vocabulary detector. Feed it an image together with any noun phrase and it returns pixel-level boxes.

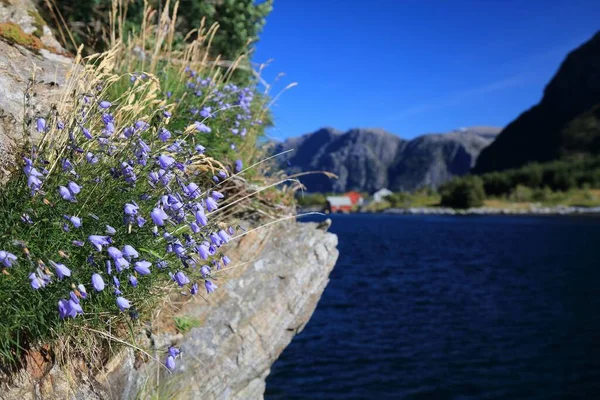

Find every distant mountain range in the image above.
[274,126,500,193]
[474,31,600,173]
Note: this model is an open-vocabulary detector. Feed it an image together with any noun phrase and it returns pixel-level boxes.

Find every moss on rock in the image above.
[0,22,44,51]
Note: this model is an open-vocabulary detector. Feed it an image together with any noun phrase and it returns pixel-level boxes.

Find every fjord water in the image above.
[265,214,600,399]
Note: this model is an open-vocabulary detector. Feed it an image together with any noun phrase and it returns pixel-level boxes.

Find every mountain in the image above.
[474,31,600,173]
[274,126,500,193]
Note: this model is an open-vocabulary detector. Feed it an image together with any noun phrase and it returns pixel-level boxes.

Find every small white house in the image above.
[373,188,393,203]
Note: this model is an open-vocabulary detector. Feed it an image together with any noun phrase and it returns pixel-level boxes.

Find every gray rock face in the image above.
[275,126,500,192]
[2,221,338,399]
[0,0,71,178]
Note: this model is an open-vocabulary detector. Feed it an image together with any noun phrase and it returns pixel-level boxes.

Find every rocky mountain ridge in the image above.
[274,126,500,192]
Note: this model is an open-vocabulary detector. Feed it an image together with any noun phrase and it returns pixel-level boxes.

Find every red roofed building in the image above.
[326,196,353,213]
[345,191,364,206]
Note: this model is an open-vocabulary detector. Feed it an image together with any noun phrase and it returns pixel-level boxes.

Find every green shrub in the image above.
[439,176,486,209]
[37,0,273,74]
[509,184,533,202]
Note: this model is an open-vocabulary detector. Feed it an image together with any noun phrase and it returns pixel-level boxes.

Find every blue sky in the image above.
[252,0,600,140]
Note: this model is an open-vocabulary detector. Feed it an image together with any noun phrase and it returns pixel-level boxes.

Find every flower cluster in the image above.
[2,73,253,323]
[175,68,263,162]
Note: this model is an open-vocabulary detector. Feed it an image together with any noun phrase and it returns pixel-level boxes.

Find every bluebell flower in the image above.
[169,346,180,357]
[194,121,211,133]
[211,191,224,201]
[29,271,49,289]
[106,259,112,274]
[124,202,139,216]
[81,126,92,139]
[190,222,200,233]
[218,230,231,243]
[72,240,84,247]
[173,243,186,257]
[57,120,65,130]
[157,154,175,169]
[64,215,82,228]
[222,255,231,266]
[59,186,76,202]
[62,158,74,171]
[183,182,200,199]
[128,275,138,287]
[107,247,123,260]
[134,120,149,131]
[122,245,139,259]
[205,197,218,212]
[197,244,209,260]
[173,271,190,287]
[136,216,146,227]
[78,284,88,299]
[113,275,120,288]
[209,233,222,246]
[106,225,116,235]
[86,152,99,164]
[190,282,199,295]
[115,257,130,272]
[200,265,210,277]
[123,126,135,138]
[235,159,243,173]
[68,181,81,195]
[205,280,217,294]
[67,296,83,317]
[27,175,42,194]
[150,207,169,226]
[218,170,227,179]
[200,106,212,118]
[148,171,159,184]
[166,355,175,371]
[134,260,152,275]
[89,235,111,251]
[0,251,17,267]
[158,127,171,142]
[195,144,206,154]
[103,121,115,136]
[58,299,69,319]
[36,118,46,133]
[92,273,105,291]
[116,296,131,311]
[99,100,112,109]
[51,261,71,280]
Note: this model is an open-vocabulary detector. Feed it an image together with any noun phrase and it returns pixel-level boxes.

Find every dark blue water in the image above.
[265,214,600,399]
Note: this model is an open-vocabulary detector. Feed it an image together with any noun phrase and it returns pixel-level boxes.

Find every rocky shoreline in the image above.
[299,205,600,216]
[382,205,600,216]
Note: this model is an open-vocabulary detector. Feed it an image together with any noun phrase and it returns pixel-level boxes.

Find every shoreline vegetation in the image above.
[297,188,600,216]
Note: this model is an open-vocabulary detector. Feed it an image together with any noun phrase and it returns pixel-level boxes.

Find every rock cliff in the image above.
[0,0,71,178]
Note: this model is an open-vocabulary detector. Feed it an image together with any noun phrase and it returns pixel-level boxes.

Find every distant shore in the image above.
[381,205,600,216]
[299,205,600,216]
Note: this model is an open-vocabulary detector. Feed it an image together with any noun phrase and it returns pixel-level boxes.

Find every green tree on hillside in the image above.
[439,176,486,209]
